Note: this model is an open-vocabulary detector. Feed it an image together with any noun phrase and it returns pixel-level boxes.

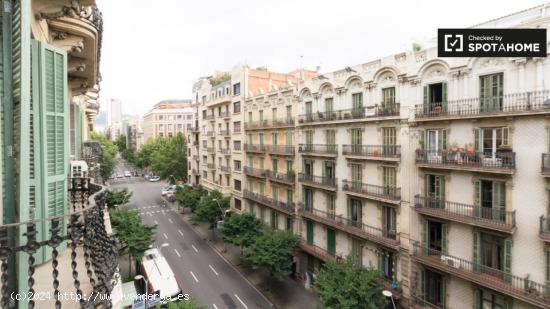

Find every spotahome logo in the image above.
[438,29,546,57]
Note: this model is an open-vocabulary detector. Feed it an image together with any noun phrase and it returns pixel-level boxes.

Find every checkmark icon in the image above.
[449,39,459,47]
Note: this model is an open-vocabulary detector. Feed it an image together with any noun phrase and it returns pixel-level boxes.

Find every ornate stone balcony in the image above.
[220,111,231,119]
[411,242,550,308]
[415,149,515,174]
[243,189,295,215]
[342,180,401,205]
[414,196,516,234]
[206,147,215,153]
[298,173,337,191]
[342,145,400,162]
[298,144,338,157]
[297,104,400,126]
[414,90,550,122]
[299,206,399,250]
[205,114,215,121]
[207,163,216,170]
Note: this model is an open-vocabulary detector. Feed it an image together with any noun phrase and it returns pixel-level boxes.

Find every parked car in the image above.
[116,174,124,178]
[149,176,161,182]
[124,171,132,177]
[161,185,177,196]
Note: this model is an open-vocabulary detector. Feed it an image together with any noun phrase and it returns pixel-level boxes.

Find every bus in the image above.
[139,247,182,303]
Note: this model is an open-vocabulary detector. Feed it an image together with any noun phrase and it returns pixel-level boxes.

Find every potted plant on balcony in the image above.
[373,148,380,156]
[450,142,459,153]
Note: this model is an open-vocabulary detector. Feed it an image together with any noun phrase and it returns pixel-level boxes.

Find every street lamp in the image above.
[382,290,396,309]
[134,274,148,309]
[212,198,227,252]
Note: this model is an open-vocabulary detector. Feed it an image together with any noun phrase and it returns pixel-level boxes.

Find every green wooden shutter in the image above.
[547,249,550,284]
[327,228,335,255]
[474,180,481,217]
[421,219,429,251]
[473,231,481,272]
[439,176,445,204]
[441,223,448,254]
[474,128,481,152]
[423,86,428,114]
[440,278,446,307]
[492,181,505,222]
[419,129,425,150]
[441,129,447,150]
[502,126,509,146]
[474,289,482,309]
[442,82,448,112]
[420,269,426,299]
[306,220,314,244]
[503,238,512,283]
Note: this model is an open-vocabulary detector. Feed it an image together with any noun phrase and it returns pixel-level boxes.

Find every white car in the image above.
[149,176,161,182]
[116,174,124,178]
[124,171,132,177]
[161,185,176,196]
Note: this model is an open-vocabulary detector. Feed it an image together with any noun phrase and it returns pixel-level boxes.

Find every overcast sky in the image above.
[95,0,544,117]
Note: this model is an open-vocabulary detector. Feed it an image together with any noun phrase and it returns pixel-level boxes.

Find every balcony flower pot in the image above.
[466,143,474,154]
[373,149,380,156]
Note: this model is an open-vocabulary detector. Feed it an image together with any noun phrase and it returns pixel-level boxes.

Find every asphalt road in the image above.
[111,172,272,309]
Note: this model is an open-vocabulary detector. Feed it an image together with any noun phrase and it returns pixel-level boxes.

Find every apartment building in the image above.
[142,99,193,141]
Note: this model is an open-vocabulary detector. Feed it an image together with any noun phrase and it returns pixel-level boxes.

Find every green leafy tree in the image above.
[150,133,188,181]
[91,132,118,182]
[174,186,204,212]
[115,134,127,152]
[167,297,205,309]
[105,188,133,209]
[191,190,229,228]
[314,257,387,309]
[243,229,297,280]
[110,208,156,279]
[221,213,264,248]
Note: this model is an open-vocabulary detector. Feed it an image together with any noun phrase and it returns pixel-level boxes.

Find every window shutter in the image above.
[439,176,446,204]
[502,126,510,146]
[474,128,481,152]
[440,278,446,307]
[421,219,429,249]
[419,129,425,150]
[420,269,426,299]
[473,231,481,272]
[474,180,481,217]
[442,82,448,112]
[547,249,550,284]
[441,223,448,254]
[441,129,447,150]
[503,238,512,282]
[492,181,506,222]
[347,198,351,220]
[474,289,481,309]
[426,175,432,199]
[423,86,428,114]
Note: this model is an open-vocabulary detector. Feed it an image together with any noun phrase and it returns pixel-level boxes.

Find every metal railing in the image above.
[297,239,342,262]
[540,216,550,238]
[266,170,295,183]
[243,144,266,153]
[298,144,338,155]
[245,118,294,130]
[415,149,516,170]
[243,189,295,213]
[206,147,215,153]
[220,166,231,173]
[267,145,295,155]
[243,166,267,178]
[415,196,516,231]
[220,111,231,118]
[542,154,550,174]
[300,206,397,240]
[219,148,231,155]
[414,90,550,119]
[207,163,216,169]
[298,173,337,188]
[219,130,231,136]
[204,114,215,120]
[342,180,401,201]
[298,103,400,124]
[206,131,215,137]
[342,144,401,158]
[411,242,550,305]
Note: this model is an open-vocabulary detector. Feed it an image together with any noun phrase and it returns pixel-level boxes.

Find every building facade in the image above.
[142,99,193,142]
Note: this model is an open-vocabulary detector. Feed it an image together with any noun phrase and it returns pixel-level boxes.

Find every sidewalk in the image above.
[176,208,321,309]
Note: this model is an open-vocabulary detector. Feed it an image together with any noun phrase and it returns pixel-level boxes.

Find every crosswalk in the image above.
[135,205,175,216]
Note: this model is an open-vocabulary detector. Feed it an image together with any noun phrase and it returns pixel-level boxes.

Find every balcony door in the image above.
[352,93,363,116]
[382,205,396,239]
[422,270,445,307]
[426,129,446,153]
[306,220,314,244]
[383,167,396,196]
[480,73,503,112]
[426,174,445,208]
[305,101,313,120]
[327,228,336,255]
[422,219,447,254]
[347,198,363,227]
[303,159,313,177]
[382,127,396,155]
[382,87,396,110]
[303,188,313,210]
[351,163,362,190]
[323,161,335,184]
[474,232,512,280]
[474,180,505,222]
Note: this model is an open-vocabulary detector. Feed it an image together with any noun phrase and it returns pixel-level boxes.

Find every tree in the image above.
[110,208,156,279]
[174,186,203,213]
[191,190,229,228]
[221,213,264,248]
[167,297,205,309]
[314,258,387,309]
[105,188,133,209]
[115,134,127,152]
[91,132,118,182]
[150,133,188,181]
[242,229,297,280]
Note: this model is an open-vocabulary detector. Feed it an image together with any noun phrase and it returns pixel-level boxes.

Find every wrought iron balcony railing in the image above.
[298,104,400,124]
[243,189,295,214]
[220,166,231,173]
[411,242,550,308]
[415,150,515,172]
[342,144,400,159]
[299,206,399,248]
[220,111,231,118]
[243,166,267,178]
[297,239,342,263]
[342,180,401,202]
[540,216,550,242]
[298,144,338,155]
[219,130,231,136]
[244,118,295,130]
[243,144,266,153]
[219,148,231,155]
[267,145,295,155]
[414,195,516,233]
[266,170,295,184]
[298,173,337,189]
[414,90,550,120]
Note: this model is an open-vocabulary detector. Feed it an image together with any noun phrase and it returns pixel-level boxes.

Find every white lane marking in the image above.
[148,212,153,217]
[212,304,218,309]
[234,294,248,309]
[174,249,181,257]
[168,218,173,223]
[163,233,168,240]
[190,271,199,283]
[154,220,158,225]
[209,265,219,276]
[192,244,198,253]
[178,230,184,236]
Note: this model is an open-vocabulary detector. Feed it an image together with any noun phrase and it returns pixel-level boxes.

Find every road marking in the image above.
[178,230,184,236]
[154,220,158,225]
[212,304,218,309]
[209,265,219,276]
[163,233,168,240]
[190,271,199,283]
[168,218,173,223]
[192,244,198,253]
[148,212,153,217]
[174,249,181,257]
[234,294,248,309]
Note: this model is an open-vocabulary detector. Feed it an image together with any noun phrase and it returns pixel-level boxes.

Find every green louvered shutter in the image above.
[35,40,68,261]
[420,269,426,299]
[421,219,428,254]
[503,238,512,283]
[473,231,481,272]
[474,289,481,309]
[439,175,445,207]
[474,180,481,217]
[306,220,313,244]
[441,223,448,254]
[442,82,448,112]
[492,181,505,222]
[440,277,446,307]
[441,129,447,151]
[474,128,481,152]
[423,86,428,114]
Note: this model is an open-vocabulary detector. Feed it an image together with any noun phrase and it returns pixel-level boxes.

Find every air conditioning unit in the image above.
[441,255,461,269]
